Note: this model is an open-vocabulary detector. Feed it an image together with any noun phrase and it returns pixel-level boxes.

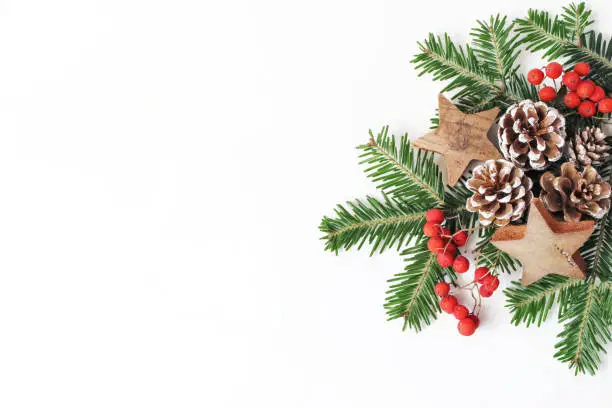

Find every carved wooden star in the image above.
[413,94,501,186]
[490,199,595,286]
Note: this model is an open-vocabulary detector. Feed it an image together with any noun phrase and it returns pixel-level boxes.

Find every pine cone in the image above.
[568,127,610,167]
[497,100,565,170]
[540,162,611,222]
[466,159,534,227]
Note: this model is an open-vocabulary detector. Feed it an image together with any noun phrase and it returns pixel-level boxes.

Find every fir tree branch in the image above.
[412,33,522,106]
[359,127,445,207]
[319,195,429,255]
[505,276,580,327]
[561,2,594,45]
[385,241,443,332]
[554,281,612,375]
[471,15,521,83]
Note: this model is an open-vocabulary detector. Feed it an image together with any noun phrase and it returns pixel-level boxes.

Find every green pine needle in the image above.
[554,281,612,375]
[359,127,445,207]
[319,195,429,255]
[385,240,444,332]
[505,276,581,327]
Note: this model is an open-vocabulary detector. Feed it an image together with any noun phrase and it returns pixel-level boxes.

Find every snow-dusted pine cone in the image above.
[540,162,611,222]
[465,159,534,227]
[568,127,610,167]
[497,100,565,170]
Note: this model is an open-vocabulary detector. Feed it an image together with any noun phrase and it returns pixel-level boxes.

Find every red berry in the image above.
[468,314,480,329]
[574,62,590,77]
[441,243,456,256]
[564,92,581,108]
[452,231,468,246]
[427,238,445,253]
[545,62,563,79]
[527,68,545,85]
[458,318,477,336]
[479,285,494,298]
[453,305,469,320]
[577,80,596,99]
[440,295,458,314]
[562,71,581,90]
[439,227,451,238]
[426,209,444,224]
[590,86,606,102]
[452,256,470,274]
[578,100,596,117]
[483,275,500,291]
[434,282,450,297]
[437,252,455,268]
[423,222,441,238]
[474,267,490,283]
[539,86,556,102]
[599,98,612,113]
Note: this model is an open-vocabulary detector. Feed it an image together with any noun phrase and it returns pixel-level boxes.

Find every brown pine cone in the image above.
[466,159,533,227]
[540,162,611,222]
[497,100,565,170]
[568,126,610,167]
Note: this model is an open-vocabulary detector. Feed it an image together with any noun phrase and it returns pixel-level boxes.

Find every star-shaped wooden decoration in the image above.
[413,94,501,186]
[490,199,595,286]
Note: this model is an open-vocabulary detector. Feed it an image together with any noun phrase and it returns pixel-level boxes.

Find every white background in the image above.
[0,0,611,407]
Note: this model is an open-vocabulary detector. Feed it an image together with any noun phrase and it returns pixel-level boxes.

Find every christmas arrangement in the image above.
[319,3,612,375]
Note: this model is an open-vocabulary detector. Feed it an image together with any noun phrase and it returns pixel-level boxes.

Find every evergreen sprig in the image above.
[555,281,612,375]
[319,195,429,255]
[505,275,580,327]
[471,15,521,83]
[359,127,444,207]
[385,240,444,332]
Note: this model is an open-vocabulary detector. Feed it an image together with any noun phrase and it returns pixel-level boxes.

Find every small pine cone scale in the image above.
[568,126,610,167]
[497,100,565,170]
[540,162,612,222]
[465,159,533,227]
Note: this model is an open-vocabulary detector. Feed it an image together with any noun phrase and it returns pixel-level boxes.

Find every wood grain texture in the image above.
[413,94,501,186]
[491,199,595,286]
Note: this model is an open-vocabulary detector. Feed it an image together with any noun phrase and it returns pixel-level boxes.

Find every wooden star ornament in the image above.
[490,199,595,286]
[413,95,501,186]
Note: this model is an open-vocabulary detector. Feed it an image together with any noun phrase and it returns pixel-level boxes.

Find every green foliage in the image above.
[319,195,428,255]
[385,240,444,331]
[359,127,444,208]
[471,15,520,83]
[515,2,612,89]
[505,276,580,327]
[554,281,612,375]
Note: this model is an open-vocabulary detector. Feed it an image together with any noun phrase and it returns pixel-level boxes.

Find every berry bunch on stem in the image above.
[423,209,500,336]
[528,61,612,117]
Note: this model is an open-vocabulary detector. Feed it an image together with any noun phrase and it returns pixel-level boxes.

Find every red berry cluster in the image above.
[527,61,612,116]
[423,209,469,274]
[434,282,480,336]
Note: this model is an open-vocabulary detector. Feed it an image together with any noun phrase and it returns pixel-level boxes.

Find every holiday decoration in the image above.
[568,127,610,167]
[497,100,565,170]
[413,94,500,186]
[540,163,611,222]
[320,2,612,375]
[490,199,594,285]
[465,159,533,227]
